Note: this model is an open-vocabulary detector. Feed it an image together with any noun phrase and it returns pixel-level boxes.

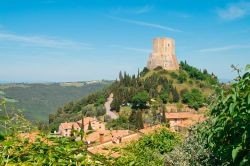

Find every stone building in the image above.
[58,117,105,137]
[147,37,179,70]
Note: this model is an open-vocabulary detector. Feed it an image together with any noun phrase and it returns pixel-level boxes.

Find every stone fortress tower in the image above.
[147,37,179,70]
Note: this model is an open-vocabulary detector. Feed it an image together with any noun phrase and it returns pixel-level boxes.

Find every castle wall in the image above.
[147,37,179,70]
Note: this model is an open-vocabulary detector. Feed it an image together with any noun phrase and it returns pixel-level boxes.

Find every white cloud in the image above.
[216,2,250,20]
[0,32,92,49]
[110,16,182,32]
[110,44,151,53]
[197,44,250,53]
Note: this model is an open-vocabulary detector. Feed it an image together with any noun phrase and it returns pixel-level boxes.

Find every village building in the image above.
[77,117,105,132]
[87,125,165,158]
[86,129,130,144]
[165,112,206,131]
[58,122,81,137]
[58,117,105,137]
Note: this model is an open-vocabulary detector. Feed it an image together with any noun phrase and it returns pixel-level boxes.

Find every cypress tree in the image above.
[135,110,144,130]
[129,109,137,125]
[88,121,93,130]
[161,104,167,123]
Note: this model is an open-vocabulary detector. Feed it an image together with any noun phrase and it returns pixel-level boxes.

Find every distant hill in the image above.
[0,81,112,122]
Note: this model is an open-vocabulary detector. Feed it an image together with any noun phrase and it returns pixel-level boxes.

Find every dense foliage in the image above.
[205,66,250,165]
[180,61,218,85]
[103,128,182,166]
[182,88,205,110]
[1,136,91,165]
[164,65,250,166]
[165,123,219,166]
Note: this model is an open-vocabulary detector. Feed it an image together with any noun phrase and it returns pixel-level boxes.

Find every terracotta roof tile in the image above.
[60,122,80,130]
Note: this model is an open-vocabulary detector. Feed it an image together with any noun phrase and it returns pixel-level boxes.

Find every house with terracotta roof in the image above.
[77,117,105,132]
[87,125,166,157]
[58,122,81,137]
[86,129,130,144]
[58,117,105,137]
[165,112,205,131]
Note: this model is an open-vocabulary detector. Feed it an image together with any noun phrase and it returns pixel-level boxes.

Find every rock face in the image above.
[147,37,179,70]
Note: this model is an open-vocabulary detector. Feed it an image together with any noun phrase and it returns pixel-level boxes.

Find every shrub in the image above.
[205,67,250,165]
[170,72,178,79]
[182,88,204,110]
[114,128,182,165]
[165,123,219,166]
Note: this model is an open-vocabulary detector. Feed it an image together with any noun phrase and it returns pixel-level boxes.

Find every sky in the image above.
[0,0,249,82]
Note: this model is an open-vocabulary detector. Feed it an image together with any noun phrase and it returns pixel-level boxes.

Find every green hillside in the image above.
[0,81,112,122]
[50,61,218,130]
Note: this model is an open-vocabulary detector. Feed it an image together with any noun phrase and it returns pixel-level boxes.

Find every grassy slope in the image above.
[0,81,112,122]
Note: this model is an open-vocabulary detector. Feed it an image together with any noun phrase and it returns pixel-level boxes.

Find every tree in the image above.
[70,125,75,137]
[96,106,106,116]
[177,71,187,83]
[161,104,167,123]
[160,93,168,104]
[95,95,105,106]
[171,87,180,103]
[182,89,204,110]
[87,121,93,130]
[111,98,121,111]
[131,91,150,110]
[135,110,144,130]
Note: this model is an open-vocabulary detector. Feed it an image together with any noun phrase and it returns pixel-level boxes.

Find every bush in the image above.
[205,68,250,165]
[114,128,182,165]
[94,96,106,106]
[165,123,219,166]
[170,72,178,79]
[182,88,204,110]
[177,71,187,83]
[96,105,106,116]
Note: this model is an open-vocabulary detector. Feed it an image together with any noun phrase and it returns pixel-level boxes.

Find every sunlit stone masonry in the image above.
[147,37,179,70]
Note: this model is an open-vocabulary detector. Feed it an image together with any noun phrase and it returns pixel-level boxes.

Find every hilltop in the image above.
[0,80,112,122]
[49,61,218,130]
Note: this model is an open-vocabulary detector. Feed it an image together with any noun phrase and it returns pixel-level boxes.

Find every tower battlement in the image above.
[147,37,179,70]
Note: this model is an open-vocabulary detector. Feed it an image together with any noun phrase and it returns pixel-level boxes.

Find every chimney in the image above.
[99,132,104,143]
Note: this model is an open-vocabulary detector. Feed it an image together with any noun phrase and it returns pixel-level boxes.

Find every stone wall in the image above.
[147,37,179,70]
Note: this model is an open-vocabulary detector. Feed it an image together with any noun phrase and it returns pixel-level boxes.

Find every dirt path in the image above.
[105,93,118,119]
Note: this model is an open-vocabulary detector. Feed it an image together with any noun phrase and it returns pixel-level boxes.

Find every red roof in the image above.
[166,112,205,120]
[77,117,96,126]
[60,122,80,130]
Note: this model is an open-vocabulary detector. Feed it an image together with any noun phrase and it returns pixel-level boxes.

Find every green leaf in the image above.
[248,93,250,104]
[232,145,242,162]
[229,103,236,115]
[0,115,8,120]
[245,64,250,71]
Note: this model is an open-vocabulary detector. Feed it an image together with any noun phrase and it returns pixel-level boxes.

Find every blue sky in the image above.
[0,0,249,82]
